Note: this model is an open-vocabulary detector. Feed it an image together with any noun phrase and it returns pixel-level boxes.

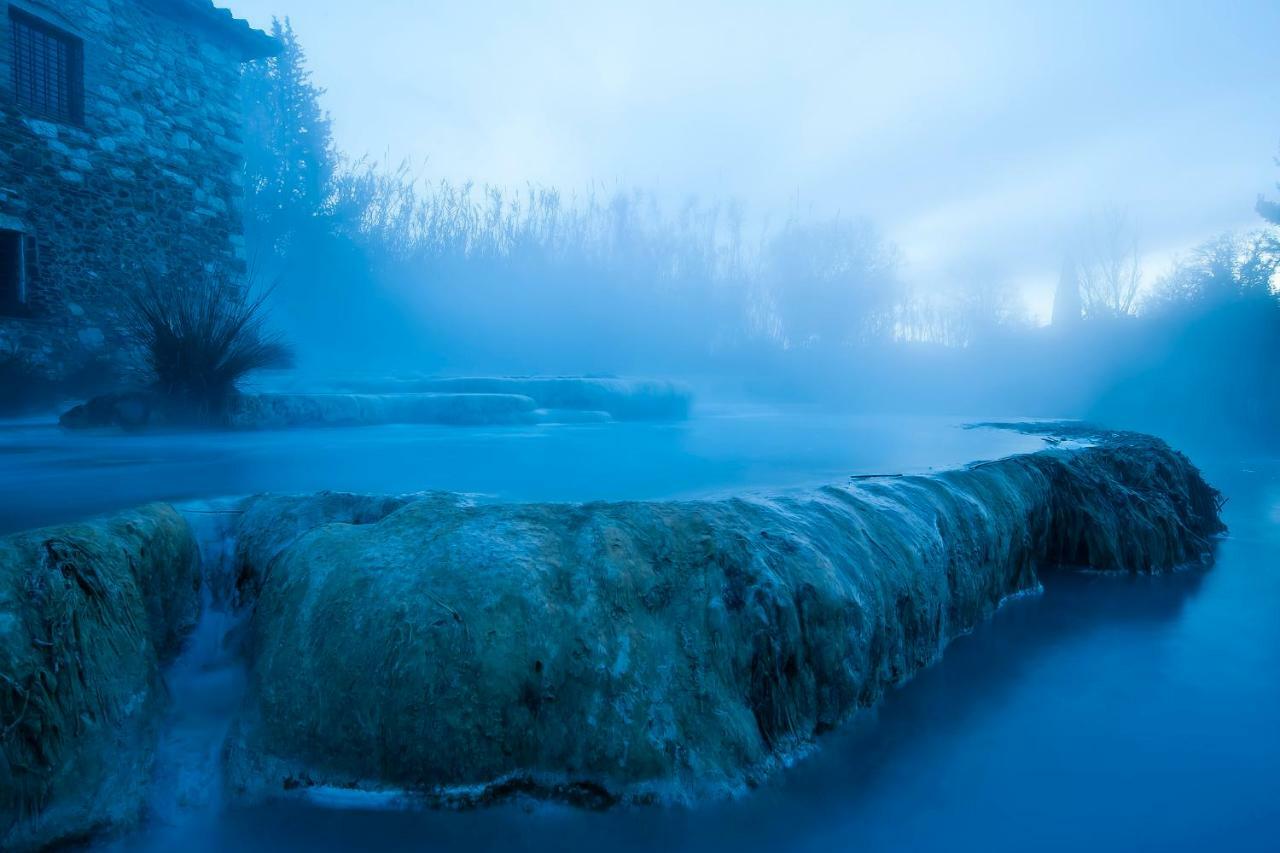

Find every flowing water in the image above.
[1,410,1275,851]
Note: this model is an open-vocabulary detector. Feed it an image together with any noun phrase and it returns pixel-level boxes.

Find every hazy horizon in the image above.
[230,0,1280,320]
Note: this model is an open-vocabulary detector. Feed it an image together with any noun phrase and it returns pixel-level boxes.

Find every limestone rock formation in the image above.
[59,376,693,430]
[227,392,541,429]
[222,434,1223,807]
[0,506,201,851]
[332,377,694,421]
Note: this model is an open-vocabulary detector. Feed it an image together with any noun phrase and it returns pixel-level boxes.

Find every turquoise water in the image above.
[0,408,1040,534]
[1,412,1275,851]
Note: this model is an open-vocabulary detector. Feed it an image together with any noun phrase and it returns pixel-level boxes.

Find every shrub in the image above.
[126,278,293,422]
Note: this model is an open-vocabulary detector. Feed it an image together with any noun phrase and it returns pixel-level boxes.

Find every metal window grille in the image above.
[10,10,84,124]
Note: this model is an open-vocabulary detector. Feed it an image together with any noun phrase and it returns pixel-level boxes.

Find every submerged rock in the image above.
[0,506,201,851]
[223,434,1223,807]
[58,390,157,431]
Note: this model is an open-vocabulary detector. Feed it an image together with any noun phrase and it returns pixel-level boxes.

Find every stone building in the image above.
[0,0,277,385]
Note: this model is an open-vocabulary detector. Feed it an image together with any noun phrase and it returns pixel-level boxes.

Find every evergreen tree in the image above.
[242,17,336,254]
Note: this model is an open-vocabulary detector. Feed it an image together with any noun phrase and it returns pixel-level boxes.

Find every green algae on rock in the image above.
[0,505,201,851]
[223,433,1223,808]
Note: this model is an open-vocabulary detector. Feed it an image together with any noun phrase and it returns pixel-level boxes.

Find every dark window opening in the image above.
[0,231,27,315]
[10,9,84,125]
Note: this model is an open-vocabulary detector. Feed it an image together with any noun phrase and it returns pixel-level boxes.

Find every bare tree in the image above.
[763,217,900,348]
[1076,207,1143,319]
[955,271,1029,344]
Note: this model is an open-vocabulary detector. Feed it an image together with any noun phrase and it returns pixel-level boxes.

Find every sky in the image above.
[230,0,1280,320]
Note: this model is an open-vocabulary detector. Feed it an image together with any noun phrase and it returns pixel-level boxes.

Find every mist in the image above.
[234,0,1278,304]
[223,0,1280,440]
[2,2,1279,851]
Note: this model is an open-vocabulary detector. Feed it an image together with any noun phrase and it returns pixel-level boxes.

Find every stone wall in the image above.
[0,0,260,384]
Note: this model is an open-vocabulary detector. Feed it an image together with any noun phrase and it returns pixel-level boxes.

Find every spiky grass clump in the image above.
[127,280,293,423]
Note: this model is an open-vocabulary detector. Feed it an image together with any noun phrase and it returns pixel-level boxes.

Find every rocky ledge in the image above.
[221,432,1224,807]
[329,377,694,422]
[57,377,693,430]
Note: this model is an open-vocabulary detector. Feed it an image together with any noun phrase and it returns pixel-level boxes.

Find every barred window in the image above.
[10,9,84,125]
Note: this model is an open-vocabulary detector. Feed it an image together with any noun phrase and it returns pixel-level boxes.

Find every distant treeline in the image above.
[241,19,1280,443]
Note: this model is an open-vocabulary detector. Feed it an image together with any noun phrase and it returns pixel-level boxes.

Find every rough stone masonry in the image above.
[0,0,276,382]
